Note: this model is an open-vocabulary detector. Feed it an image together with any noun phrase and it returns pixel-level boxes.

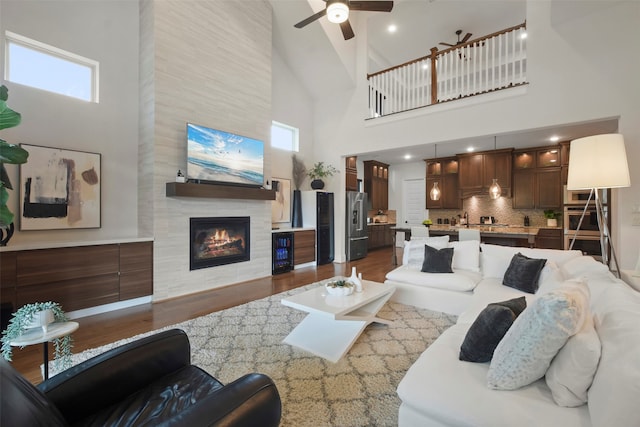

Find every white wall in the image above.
[0,0,140,244]
[313,0,640,268]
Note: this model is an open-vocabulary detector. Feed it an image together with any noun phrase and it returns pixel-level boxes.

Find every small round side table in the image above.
[10,321,79,380]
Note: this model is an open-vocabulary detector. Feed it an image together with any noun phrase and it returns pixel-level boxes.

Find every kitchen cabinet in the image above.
[364,161,389,211]
[345,156,358,192]
[367,224,393,250]
[458,149,512,198]
[512,146,562,209]
[535,228,563,250]
[425,157,460,209]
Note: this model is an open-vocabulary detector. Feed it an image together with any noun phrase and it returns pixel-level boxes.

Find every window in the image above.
[5,31,99,102]
[271,121,299,152]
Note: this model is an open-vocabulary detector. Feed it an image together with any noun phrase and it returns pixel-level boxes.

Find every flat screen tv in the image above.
[187,123,264,187]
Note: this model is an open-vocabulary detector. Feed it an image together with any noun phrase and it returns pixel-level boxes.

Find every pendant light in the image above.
[430,144,441,201]
[488,136,502,199]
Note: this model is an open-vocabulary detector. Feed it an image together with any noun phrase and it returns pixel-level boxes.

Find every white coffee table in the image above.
[281,279,395,362]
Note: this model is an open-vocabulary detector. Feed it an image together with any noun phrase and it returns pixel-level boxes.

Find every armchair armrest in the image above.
[159,373,282,427]
[39,329,191,425]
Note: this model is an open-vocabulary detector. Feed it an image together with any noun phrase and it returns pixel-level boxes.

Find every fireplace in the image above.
[190,217,250,270]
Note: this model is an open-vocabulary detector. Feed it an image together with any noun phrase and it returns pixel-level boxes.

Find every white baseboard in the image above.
[66,296,152,320]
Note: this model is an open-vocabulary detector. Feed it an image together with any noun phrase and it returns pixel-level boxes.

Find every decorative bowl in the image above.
[324,279,354,296]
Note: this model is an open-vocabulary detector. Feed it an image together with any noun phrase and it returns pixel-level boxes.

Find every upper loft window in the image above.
[271,121,299,152]
[5,31,99,102]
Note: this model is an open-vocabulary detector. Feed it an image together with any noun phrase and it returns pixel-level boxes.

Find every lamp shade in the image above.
[566,133,630,190]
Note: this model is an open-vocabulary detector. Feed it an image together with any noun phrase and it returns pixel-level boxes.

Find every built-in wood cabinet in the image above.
[458,149,512,198]
[0,241,153,314]
[535,228,563,250]
[293,229,315,265]
[364,161,389,211]
[512,146,562,209]
[425,157,460,209]
[367,224,393,249]
[345,156,358,191]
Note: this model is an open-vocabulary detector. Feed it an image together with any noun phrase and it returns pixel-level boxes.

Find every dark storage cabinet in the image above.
[272,232,294,274]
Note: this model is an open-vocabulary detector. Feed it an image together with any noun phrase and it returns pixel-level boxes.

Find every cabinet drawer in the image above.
[120,269,153,300]
[17,245,119,286]
[120,242,153,272]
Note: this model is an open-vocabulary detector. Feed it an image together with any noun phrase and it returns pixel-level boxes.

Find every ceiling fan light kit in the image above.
[294,0,394,40]
[327,0,349,24]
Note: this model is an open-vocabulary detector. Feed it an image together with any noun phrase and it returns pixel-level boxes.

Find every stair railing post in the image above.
[430,47,439,105]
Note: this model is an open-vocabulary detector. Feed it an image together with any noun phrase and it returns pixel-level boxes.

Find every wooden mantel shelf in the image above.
[166,182,276,200]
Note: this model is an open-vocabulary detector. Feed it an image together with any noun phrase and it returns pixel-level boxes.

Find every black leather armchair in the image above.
[1,329,281,426]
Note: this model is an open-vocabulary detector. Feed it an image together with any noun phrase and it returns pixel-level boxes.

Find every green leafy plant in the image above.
[422,219,433,226]
[0,85,29,228]
[543,210,559,219]
[1,302,73,371]
[325,279,354,288]
[307,162,337,180]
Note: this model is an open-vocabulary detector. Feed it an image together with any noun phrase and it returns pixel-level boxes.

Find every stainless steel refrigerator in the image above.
[346,191,368,261]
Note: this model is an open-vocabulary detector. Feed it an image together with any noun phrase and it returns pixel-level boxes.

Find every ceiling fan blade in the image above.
[461,32,472,43]
[349,1,394,12]
[439,42,455,47]
[294,9,327,28]
[340,20,355,40]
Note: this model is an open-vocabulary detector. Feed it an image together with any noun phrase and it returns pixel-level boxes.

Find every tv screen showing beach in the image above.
[187,123,264,187]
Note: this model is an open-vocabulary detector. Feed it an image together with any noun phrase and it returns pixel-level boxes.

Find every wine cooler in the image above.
[272,232,294,274]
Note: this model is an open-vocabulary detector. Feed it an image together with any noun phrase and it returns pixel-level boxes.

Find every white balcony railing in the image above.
[367,23,527,118]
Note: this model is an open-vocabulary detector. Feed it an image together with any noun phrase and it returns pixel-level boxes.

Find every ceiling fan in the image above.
[294,0,394,41]
[439,30,472,47]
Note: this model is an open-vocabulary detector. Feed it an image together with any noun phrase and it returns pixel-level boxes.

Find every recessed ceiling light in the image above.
[549,135,560,142]
[422,63,429,70]
[404,154,412,160]
[466,147,475,152]
[388,24,397,33]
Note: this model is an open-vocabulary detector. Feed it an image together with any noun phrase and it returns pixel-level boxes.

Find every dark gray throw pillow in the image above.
[420,244,454,273]
[502,252,547,294]
[459,297,527,363]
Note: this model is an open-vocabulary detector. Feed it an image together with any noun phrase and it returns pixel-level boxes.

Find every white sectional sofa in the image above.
[385,238,640,427]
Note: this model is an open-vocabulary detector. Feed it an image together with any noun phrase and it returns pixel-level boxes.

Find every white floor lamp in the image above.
[566,134,630,278]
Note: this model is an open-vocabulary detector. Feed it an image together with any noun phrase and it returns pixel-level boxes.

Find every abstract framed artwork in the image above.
[19,144,101,230]
[271,178,291,223]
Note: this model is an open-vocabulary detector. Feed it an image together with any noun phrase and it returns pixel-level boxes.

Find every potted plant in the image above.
[307,161,337,190]
[0,85,29,246]
[544,210,559,227]
[1,301,73,370]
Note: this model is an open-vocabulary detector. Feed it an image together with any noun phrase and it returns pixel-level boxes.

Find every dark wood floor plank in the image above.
[10,247,397,384]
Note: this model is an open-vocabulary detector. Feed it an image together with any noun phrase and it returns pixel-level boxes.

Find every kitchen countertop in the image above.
[368,222,396,226]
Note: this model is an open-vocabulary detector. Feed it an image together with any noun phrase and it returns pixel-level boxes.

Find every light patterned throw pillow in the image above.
[486,281,589,390]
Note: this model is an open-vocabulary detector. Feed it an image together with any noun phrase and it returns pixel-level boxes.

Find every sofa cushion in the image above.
[403,236,450,267]
[421,245,454,273]
[588,282,640,427]
[449,240,480,272]
[480,244,582,280]
[487,280,588,390]
[560,255,611,280]
[397,323,592,427]
[502,253,547,293]
[459,297,526,363]
[545,310,600,407]
[385,265,481,292]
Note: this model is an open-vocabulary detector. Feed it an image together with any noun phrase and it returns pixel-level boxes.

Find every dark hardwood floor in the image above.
[11,247,398,385]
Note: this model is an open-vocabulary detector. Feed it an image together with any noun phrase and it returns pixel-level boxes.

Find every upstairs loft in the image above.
[367,23,527,118]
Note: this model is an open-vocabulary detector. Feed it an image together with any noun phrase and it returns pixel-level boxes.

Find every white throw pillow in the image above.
[403,236,450,267]
[487,280,589,390]
[560,255,611,280]
[480,244,520,279]
[545,310,601,407]
[449,240,480,272]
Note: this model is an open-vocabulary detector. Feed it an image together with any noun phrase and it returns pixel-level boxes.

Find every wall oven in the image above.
[563,186,607,205]
[564,234,603,261]
[563,205,603,237]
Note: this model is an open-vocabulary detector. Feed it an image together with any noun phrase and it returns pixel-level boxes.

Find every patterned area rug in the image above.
[67,281,456,427]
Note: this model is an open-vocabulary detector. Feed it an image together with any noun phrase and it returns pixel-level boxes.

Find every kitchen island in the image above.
[391,225,563,265]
